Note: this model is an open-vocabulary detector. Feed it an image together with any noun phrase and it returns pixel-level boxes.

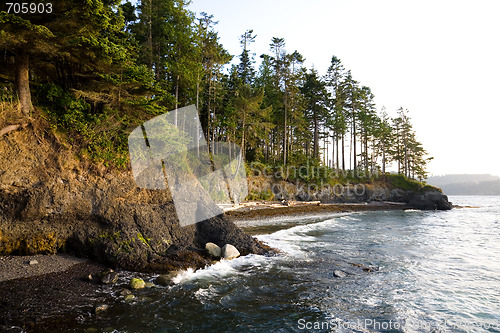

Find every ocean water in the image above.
[81,196,500,332]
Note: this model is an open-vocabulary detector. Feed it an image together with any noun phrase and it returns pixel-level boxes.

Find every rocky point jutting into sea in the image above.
[0,111,269,272]
[0,109,451,272]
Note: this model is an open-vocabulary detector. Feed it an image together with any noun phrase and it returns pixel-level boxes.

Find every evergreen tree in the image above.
[343,71,360,170]
[237,29,256,86]
[376,106,393,175]
[234,85,272,160]
[357,86,377,173]
[255,54,278,162]
[301,69,328,160]
[0,3,434,180]
[325,55,347,170]
[195,12,231,147]
[0,0,127,114]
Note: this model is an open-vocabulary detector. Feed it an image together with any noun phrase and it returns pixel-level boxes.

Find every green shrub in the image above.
[36,84,139,168]
[246,189,274,201]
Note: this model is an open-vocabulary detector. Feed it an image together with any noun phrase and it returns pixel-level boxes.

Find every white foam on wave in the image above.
[193,284,217,303]
[172,216,346,284]
[171,253,273,285]
[338,214,360,221]
[235,212,340,229]
[171,267,196,284]
[257,217,340,257]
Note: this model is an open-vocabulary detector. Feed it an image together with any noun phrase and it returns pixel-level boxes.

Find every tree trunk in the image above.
[335,133,339,170]
[341,133,345,170]
[196,73,200,157]
[207,76,212,153]
[364,134,368,174]
[15,50,33,115]
[404,144,408,178]
[325,135,328,166]
[382,141,386,175]
[241,109,246,160]
[313,114,319,159]
[146,0,153,72]
[174,74,179,127]
[283,105,287,166]
[353,111,357,171]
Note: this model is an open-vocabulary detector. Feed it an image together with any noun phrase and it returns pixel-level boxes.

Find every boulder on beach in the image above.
[205,242,222,258]
[221,244,240,260]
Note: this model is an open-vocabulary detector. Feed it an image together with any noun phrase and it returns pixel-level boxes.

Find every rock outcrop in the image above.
[248,175,452,210]
[379,188,452,210]
[0,115,268,272]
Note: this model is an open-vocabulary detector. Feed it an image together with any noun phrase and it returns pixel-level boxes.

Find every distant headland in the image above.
[427,174,500,195]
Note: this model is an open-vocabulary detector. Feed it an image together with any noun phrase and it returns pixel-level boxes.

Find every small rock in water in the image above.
[205,242,222,258]
[129,278,145,289]
[144,282,155,288]
[333,270,347,278]
[155,274,171,287]
[95,268,116,283]
[100,271,119,284]
[94,304,109,314]
[124,294,135,302]
[221,244,240,260]
[84,328,99,333]
[119,288,132,296]
[362,265,379,272]
[29,259,38,265]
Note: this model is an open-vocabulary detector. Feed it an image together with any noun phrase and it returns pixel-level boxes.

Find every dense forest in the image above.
[0,0,432,181]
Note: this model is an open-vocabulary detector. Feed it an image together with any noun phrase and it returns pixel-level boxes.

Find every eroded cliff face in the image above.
[0,114,268,272]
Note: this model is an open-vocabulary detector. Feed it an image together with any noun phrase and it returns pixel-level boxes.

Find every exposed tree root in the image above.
[0,123,27,137]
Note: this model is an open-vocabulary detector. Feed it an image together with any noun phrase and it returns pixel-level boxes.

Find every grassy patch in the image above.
[385,173,427,191]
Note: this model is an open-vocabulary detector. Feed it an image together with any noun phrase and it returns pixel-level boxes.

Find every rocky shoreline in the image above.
[0,196,454,332]
[0,258,107,332]
[0,239,247,332]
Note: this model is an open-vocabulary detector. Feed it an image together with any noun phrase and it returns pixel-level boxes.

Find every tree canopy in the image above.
[0,0,432,180]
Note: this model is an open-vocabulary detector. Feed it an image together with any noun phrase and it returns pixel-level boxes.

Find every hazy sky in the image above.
[186,0,500,177]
